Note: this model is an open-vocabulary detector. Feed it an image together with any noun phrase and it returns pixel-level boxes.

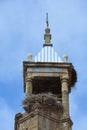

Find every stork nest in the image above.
[71,67,77,87]
[23,93,63,115]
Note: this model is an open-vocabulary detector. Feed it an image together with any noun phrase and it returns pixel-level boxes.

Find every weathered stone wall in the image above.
[15,111,72,130]
[17,115,38,130]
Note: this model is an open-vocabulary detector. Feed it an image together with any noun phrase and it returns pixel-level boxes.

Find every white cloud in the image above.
[0,97,15,130]
[73,114,87,130]
[70,92,87,130]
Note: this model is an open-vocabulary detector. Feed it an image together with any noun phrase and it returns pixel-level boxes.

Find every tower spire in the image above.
[43,13,53,47]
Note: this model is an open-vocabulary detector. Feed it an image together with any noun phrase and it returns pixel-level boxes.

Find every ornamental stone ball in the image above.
[63,54,68,62]
[28,53,32,61]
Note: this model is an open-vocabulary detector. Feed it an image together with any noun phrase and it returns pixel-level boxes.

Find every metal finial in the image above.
[46,13,49,27]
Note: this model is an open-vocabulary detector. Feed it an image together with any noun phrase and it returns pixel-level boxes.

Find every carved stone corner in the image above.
[15,113,23,121]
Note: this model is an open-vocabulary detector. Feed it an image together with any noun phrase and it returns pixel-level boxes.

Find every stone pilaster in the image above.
[25,78,32,96]
[61,76,69,117]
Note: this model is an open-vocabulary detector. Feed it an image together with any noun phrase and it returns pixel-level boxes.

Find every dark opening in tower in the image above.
[32,77,61,98]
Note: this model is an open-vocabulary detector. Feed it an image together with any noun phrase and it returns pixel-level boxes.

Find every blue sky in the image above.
[0,0,87,129]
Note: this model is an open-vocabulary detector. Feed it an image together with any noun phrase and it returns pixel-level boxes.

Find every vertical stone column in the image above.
[26,78,32,96]
[61,76,69,116]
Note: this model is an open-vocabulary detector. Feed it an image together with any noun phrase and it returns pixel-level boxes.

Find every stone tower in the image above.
[14,14,77,130]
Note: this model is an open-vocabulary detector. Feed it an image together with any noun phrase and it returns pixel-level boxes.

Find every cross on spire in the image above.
[46,13,49,27]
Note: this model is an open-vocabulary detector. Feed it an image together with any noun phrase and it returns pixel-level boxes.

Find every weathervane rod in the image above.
[46,13,49,27]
